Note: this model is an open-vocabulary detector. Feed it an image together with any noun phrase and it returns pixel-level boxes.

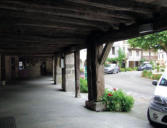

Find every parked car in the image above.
[104,64,119,74]
[138,63,152,71]
[147,70,167,126]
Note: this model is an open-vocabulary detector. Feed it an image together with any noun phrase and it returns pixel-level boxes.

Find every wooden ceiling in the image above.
[0,0,167,56]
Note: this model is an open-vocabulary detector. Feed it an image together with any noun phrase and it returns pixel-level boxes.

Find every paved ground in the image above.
[0,75,155,128]
[105,71,156,124]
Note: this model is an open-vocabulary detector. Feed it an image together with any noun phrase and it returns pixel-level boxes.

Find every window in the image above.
[112,47,115,55]
[160,78,167,86]
[19,61,24,70]
[129,50,132,56]
[136,51,139,56]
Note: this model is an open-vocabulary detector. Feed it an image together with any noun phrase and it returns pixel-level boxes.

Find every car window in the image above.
[159,77,167,86]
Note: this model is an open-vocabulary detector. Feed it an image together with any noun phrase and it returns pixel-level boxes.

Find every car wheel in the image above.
[114,70,117,74]
[147,109,162,127]
[147,109,154,125]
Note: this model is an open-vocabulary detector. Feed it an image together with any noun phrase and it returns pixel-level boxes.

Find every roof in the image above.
[1,0,167,56]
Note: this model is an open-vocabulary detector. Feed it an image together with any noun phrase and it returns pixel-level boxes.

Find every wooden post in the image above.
[53,57,55,82]
[1,54,6,85]
[86,41,113,111]
[87,42,105,101]
[74,50,80,98]
[53,56,57,84]
[62,55,66,91]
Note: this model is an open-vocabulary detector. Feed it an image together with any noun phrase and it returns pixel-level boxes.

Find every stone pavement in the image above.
[0,77,153,128]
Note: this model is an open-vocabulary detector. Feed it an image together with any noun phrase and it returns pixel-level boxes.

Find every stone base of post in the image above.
[0,81,6,86]
[85,100,106,112]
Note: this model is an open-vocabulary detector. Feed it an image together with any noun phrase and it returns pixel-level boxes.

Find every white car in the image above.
[147,71,167,126]
[104,64,119,74]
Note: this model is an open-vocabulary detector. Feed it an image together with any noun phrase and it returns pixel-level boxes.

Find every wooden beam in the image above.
[66,0,153,15]
[0,1,135,25]
[0,34,85,45]
[0,9,111,31]
[99,42,113,65]
[74,50,80,98]
[97,16,167,45]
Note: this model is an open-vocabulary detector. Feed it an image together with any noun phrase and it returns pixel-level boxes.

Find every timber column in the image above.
[62,54,66,91]
[1,54,6,86]
[53,56,57,84]
[86,40,112,111]
[74,50,80,97]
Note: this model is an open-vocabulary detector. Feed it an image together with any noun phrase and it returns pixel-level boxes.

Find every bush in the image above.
[133,67,138,71]
[101,89,134,112]
[147,71,152,79]
[80,68,84,73]
[120,67,137,72]
[126,67,133,71]
[142,70,148,77]
[80,78,88,93]
[152,74,162,80]
[120,68,126,72]
[142,70,162,80]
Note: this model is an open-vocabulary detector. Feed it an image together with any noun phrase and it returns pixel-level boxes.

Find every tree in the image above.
[128,30,167,52]
[105,48,126,67]
[117,48,126,67]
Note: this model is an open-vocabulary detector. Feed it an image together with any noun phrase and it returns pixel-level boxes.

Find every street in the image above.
[105,71,156,123]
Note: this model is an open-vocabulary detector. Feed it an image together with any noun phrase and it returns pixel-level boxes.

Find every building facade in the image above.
[108,40,159,68]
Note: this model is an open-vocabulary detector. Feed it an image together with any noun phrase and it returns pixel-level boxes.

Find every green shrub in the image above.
[152,74,162,80]
[133,67,138,71]
[80,78,88,93]
[147,71,152,79]
[80,68,84,73]
[120,68,126,72]
[120,67,137,72]
[142,70,162,80]
[101,89,134,112]
[142,70,148,77]
[126,67,133,71]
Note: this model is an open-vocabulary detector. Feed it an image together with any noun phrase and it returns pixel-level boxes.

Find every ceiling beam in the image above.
[0,1,135,25]
[98,15,167,44]
[65,0,153,15]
